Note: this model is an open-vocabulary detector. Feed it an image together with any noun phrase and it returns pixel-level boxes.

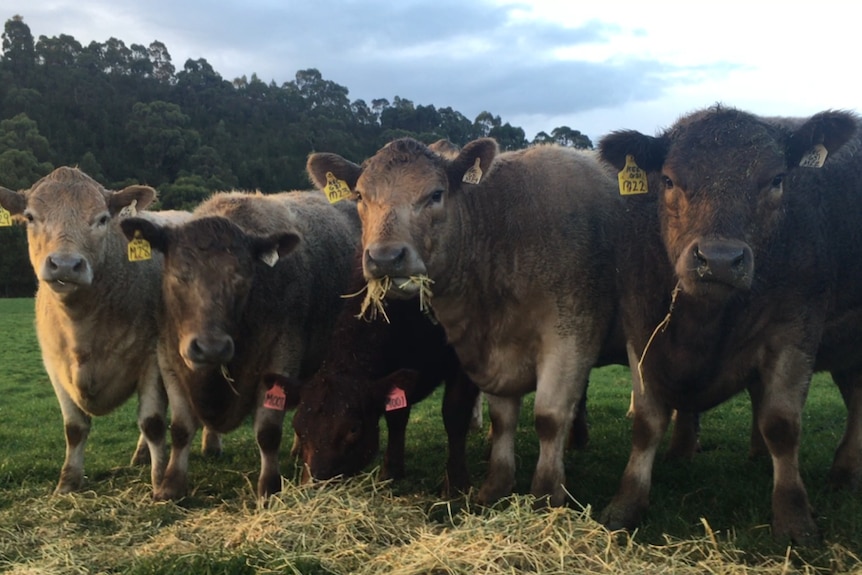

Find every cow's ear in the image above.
[253,232,301,267]
[0,187,26,215]
[369,368,421,407]
[785,110,858,168]
[109,184,157,215]
[264,373,304,410]
[447,138,498,187]
[120,217,171,253]
[599,130,668,172]
[306,153,363,192]
[427,139,461,159]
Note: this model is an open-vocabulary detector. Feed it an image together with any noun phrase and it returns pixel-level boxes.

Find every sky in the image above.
[5,1,857,144]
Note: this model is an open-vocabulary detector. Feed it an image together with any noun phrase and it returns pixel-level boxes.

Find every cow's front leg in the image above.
[600,344,671,530]
[759,350,819,545]
[828,370,862,491]
[50,372,91,494]
[478,394,520,504]
[441,370,480,495]
[154,362,196,500]
[255,385,287,498]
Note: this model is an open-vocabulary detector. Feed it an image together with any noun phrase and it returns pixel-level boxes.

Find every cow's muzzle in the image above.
[363,242,426,297]
[182,332,235,369]
[41,252,93,293]
[680,238,754,293]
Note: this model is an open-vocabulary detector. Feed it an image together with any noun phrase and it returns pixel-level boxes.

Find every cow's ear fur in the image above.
[0,187,26,215]
[447,138,498,188]
[368,369,421,408]
[306,153,363,192]
[109,185,157,215]
[264,373,305,410]
[120,217,171,254]
[785,110,858,168]
[599,130,668,173]
[252,232,301,267]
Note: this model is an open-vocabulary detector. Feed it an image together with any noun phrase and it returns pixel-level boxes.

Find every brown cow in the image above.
[285,255,480,493]
[307,138,624,507]
[599,105,862,544]
[0,167,211,495]
[121,191,359,499]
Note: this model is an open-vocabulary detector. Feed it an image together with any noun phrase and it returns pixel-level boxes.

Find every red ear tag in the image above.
[264,385,286,410]
[385,387,408,412]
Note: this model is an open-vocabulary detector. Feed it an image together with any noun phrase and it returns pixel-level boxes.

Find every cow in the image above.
[598,104,862,544]
[0,167,221,496]
[121,190,359,499]
[284,253,481,494]
[307,138,625,507]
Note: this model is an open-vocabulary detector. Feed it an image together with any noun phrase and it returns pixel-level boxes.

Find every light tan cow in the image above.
[308,138,625,506]
[0,167,218,495]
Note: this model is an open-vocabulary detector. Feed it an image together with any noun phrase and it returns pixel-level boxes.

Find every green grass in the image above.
[0,298,860,573]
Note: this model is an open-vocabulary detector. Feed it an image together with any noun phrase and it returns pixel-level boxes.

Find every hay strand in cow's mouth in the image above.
[343,275,434,323]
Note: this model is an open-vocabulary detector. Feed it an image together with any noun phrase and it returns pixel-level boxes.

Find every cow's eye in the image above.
[428,189,444,205]
[96,214,110,227]
[662,175,674,189]
[354,189,363,202]
[771,174,784,188]
[23,211,34,223]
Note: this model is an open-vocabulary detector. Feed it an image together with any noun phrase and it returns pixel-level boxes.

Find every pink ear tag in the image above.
[264,385,286,410]
[385,387,408,411]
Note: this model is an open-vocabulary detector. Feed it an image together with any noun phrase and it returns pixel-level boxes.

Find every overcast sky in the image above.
[5,1,857,144]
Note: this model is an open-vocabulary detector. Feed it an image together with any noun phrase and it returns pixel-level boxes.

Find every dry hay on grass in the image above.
[1,473,857,575]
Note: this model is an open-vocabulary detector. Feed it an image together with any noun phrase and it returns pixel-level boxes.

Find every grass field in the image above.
[0,297,860,574]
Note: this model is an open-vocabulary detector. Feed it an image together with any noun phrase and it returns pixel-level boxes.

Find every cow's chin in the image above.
[386,277,420,299]
[44,279,85,296]
[679,277,742,303]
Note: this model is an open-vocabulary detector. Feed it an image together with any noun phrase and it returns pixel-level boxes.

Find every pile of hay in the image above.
[2,472,851,574]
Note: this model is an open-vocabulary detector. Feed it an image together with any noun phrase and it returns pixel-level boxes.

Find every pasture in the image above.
[0,297,860,574]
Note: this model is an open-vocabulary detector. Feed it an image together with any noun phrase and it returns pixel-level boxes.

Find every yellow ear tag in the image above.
[324,172,352,204]
[618,154,649,195]
[0,207,12,227]
[799,144,828,168]
[462,157,483,184]
[127,230,152,262]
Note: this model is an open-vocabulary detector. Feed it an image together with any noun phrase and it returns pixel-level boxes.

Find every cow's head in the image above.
[120,215,300,370]
[306,138,497,299]
[0,167,155,300]
[290,369,417,482]
[600,105,857,301]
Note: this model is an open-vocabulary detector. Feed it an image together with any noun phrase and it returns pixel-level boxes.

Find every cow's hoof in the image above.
[131,445,151,466]
[54,467,84,495]
[772,517,821,547]
[598,500,643,532]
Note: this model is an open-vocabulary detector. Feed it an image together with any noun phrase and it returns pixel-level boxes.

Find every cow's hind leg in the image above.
[478,394,521,505]
[201,426,223,457]
[137,361,168,491]
[829,370,862,491]
[131,432,150,466]
[531,345,592,507]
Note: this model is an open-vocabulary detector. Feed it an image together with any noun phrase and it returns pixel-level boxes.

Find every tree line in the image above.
[0,14,593,296]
